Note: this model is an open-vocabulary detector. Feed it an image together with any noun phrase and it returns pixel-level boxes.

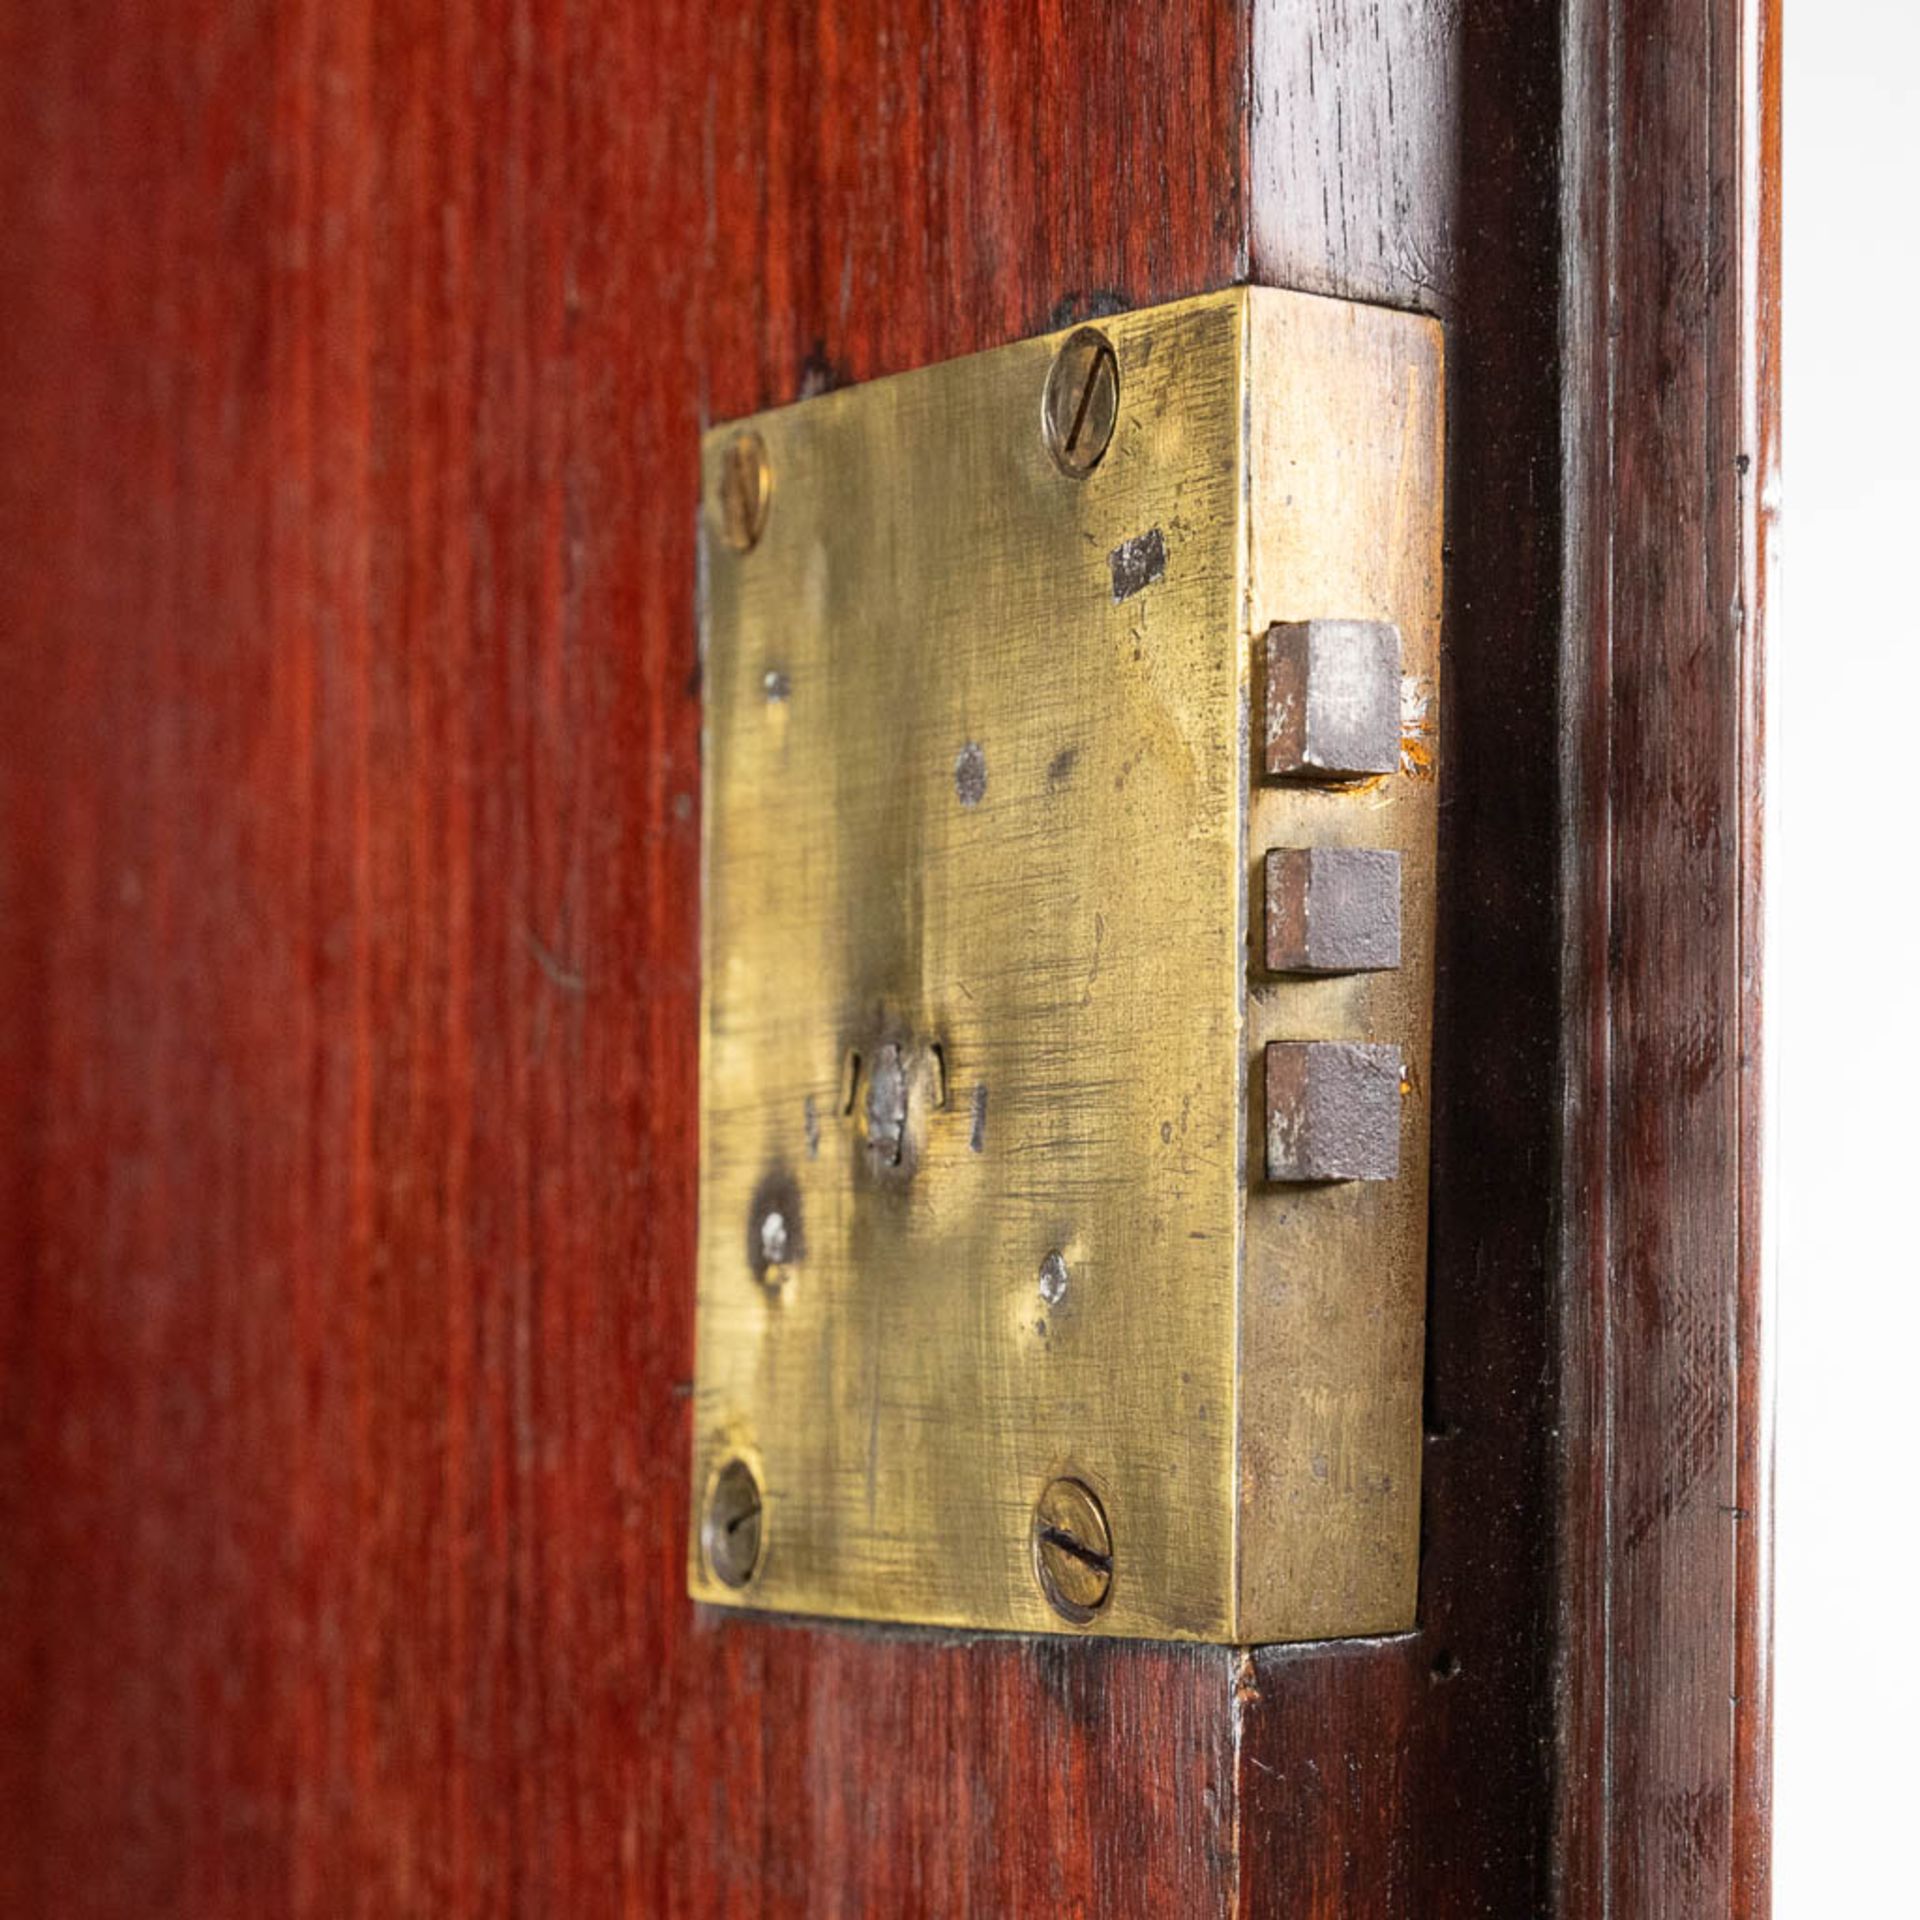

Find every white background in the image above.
[1775,3,1920,1907]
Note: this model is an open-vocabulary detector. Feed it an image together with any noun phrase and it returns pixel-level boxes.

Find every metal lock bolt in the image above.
[1265,1040,1404,1183]
[1264,845,1403,975]
[1262,618,1401,780]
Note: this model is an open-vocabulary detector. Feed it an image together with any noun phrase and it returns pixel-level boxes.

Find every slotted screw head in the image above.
[1031,1476,1113,1623]
[1042,328,1120,477]
[716,429,771,551]
[703,1457,764,1589]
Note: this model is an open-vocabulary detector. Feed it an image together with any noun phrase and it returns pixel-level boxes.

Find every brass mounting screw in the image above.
[1031,1476,1113,1623]
[703,1457,764,1589]
[716,429,772,550]
[1042,328,1120,477]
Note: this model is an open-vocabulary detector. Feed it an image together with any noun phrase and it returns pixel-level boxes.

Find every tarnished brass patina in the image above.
[692,289,1443,1642]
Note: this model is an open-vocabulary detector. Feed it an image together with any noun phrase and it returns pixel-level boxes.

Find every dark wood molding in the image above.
[1238,6,1566,1911]
[1555,0,1779,1912]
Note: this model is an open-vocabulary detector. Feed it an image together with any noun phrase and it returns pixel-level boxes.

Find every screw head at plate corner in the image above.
[703,1455,764,1590]
[1042,328,1120,478]
[1031,1475,1113,1624]
[716,429,772,551]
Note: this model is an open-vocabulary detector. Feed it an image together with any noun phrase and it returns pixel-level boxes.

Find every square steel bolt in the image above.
[1262,619,1401,779]
[1265,1040,1403,1182]
[1264,846,1403,974]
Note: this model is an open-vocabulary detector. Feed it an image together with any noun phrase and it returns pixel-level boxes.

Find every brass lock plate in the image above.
[692,289,1443,1643]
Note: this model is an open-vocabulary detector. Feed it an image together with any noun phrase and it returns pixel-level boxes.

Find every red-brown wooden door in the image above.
[0,2,1775,1912]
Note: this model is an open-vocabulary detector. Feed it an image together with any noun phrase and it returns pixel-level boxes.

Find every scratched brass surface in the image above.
[1238,294,1445,1637]
[692,289,1444,1642]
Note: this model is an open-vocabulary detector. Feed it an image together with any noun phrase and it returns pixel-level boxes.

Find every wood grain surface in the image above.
[0,0,1773,1913]
[0,6,1253,1914]
[1556,0,1780,1913]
